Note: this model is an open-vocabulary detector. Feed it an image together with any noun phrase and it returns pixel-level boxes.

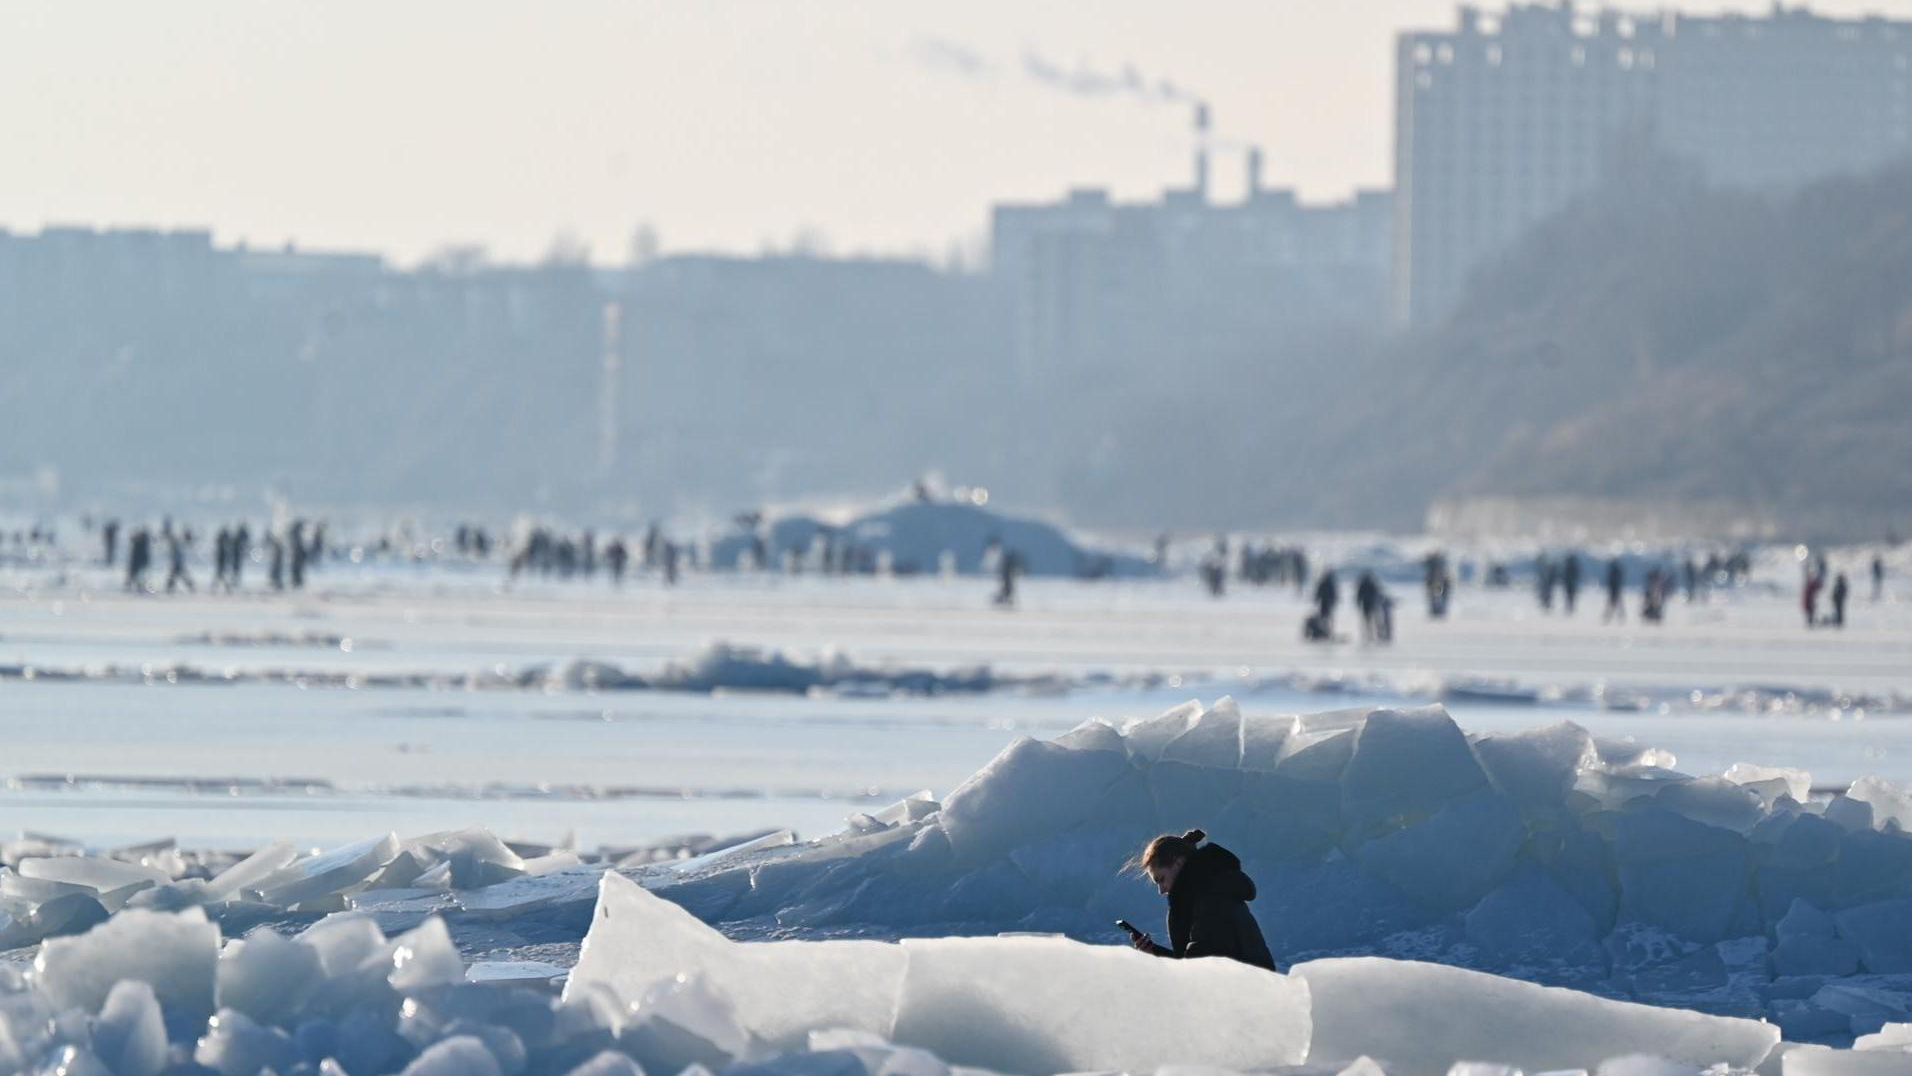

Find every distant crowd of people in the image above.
[1800,551,1887,629]
[2,517,1896,642]
[98,517,331,594]
[1177,538,1895,644]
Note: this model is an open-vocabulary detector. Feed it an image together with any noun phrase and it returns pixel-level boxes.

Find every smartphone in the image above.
[1115,919,1144,939]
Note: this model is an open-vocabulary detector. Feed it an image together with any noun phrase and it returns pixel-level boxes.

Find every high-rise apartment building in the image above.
[1395,3,1912,325]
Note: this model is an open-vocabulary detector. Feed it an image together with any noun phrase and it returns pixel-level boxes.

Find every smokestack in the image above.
[1193,102,1211,201]
[1246,147,1264,200]
[598,300,622,479]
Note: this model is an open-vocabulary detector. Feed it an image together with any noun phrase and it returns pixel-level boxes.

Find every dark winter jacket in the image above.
[1158,842,1277,971]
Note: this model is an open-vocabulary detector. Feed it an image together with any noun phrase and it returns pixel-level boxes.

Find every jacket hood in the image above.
[1173,842,1257,904]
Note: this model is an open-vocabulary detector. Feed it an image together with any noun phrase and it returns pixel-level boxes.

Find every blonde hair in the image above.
[1130,828,1205,875]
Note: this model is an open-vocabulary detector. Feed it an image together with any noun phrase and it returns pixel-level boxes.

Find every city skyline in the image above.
[6,0,1911,267]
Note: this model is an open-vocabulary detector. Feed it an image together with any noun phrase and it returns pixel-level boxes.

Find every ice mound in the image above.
[570,873,1309,1073]
[631,700,1912,1043]
[0,645,1022,699]
[707,498,1156,578]
[0,826,748,952]
[0,829,1894,1075]
[564,874,1799,1074]
[648,643,998,697]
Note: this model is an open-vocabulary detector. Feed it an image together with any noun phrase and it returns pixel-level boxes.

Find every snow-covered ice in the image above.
[1293,957,1774,1075]
[3,535,1912,1073]
[1,699,1907,1072]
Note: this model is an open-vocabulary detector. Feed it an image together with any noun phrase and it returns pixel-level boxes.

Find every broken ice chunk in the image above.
[1473,722,1597,808]
[23,892,109,942]
[567,873,905,1049]
[397,1034,503,1076]
[387,918,466,992]
[465,960,569,988]
[253,834,401,907]
[1053,718,1125,755]
[1160,697,1244,769]
[126,878,215,912]
[92,980,167,1076]
[872,791,940,828]
[18,856,170,895]
[1651,777,1767,834]
[1294,957,1776,1076]
[298,914,391,976]
[1846,776,1912,833]
[938,737,1131,865]
[620,974,756,1075]
[1120,699,1203,761]
[1340,707,1489,838]
[34,908,218,1023]
[1724,763,1812,805]
[667,830,795,874]
[205,839,299,901]
[892,934,1310,1074]
[413,829,527,890]
[457,864,607,921]
[194,1008,300,1076]
[1853,1021,1912,1049]
[523,851,587,876]
[1779,1044,1912,1075]
[216,928,321,1026]
[560,1051,646,1076]
[1239,712,1300,772]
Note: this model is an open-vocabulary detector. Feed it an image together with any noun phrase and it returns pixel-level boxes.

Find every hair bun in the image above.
[1182,828,1206,844]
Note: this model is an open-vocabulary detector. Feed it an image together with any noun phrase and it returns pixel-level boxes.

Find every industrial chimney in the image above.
[1193,102,1211,202]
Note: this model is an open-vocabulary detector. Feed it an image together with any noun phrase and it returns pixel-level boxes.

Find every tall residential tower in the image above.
[1395,3,1911,325]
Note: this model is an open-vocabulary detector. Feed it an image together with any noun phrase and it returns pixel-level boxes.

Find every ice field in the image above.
[2,541,1912,1073]
[2,698,1911,1073]
[1,548,1909,848]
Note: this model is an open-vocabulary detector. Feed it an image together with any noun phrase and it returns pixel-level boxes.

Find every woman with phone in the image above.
[1122,828,1276,971]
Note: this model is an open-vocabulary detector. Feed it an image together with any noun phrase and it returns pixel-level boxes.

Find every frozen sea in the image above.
[3,549,1910,851]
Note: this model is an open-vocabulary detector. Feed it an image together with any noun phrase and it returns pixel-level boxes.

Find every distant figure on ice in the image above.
[163,530,194,593]
[1561,554,1581,615]
[1803,567,1823,629]
[124,528,152,592]
[1640,566,1666,624]
[994,549,1022,607]
[102,519,119,567]
[1603,558,1626,623]
[1423,551,1451,619]
[1535,555,1557,612]
[267,535,286,592]
[1830,572,1850,628]
[1313,569,1339,634]
[1355,571,1387,644]
[213,528,233,591]
[1874,554,1887,602]
[289,521,309,589]
[231,524,249,589]
[606,538,629,585]
[1124,829,1276,972]
[1199,548,1226,599]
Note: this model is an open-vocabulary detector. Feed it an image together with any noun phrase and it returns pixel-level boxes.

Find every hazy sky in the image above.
[4,1,1909,264]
